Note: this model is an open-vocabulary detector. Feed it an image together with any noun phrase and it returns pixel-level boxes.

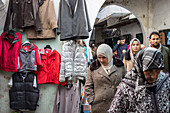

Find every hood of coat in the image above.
[90,57,124,71]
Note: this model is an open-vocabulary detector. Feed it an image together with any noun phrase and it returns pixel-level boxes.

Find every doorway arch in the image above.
[89,0,150,46]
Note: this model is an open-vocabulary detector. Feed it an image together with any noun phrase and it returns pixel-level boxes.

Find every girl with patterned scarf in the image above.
[108,47,169,113]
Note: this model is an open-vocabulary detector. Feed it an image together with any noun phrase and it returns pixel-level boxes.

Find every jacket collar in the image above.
[3,31,19,44]
[40,48,55,56]
[64,0,78,16]
[90,57,124,71]
[20,43,35,53]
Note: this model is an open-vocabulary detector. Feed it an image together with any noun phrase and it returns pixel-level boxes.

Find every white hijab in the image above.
[97,44,113,72]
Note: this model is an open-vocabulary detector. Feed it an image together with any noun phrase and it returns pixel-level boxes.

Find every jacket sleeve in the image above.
[57,0,61,35]
[84,0,91,32]
[0,34,2,57]
[113,44,119,52]
[59,55,66,82]
[48,0,58,29]
[4,0,12,32]
[85,68,95,105]
[108,84,128,113]
[33,44,43,67]
[32,0,42,31]
[122,57,127,72]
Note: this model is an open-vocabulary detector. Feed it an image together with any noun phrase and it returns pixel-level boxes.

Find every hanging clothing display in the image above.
[4,0,42,32]
[9,72,39,111]
[167,32,170,45]
[37,48,67,85]
[59,40,87,82]
[58,0,91,41]
[0,0,8,28]
[26,0,58,39]
[18,42,43,72]
[0,30,22,72]
[53,85,80,113]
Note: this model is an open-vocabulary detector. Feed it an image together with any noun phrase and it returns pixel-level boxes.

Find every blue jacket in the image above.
[113,44,128,58]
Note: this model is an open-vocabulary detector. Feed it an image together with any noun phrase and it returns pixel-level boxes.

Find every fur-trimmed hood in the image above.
[90,57,124,71]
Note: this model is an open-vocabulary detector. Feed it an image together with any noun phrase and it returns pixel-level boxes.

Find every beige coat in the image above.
[26,0,58,39]
[85,60,125,113]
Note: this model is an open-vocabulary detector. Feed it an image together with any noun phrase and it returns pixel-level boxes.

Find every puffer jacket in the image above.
[74,43,87,80]
[59,40,87,82]
[4,0,42,32]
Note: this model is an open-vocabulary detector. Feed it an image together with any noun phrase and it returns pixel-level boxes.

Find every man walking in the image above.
[149,31,170,73]
[113,36,128,59]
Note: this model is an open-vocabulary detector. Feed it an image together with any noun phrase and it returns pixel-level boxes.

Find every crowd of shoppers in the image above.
[85,31,169,113]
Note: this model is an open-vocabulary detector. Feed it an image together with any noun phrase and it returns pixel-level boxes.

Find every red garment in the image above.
[37,49,67,85]
[18,43,43,73]
[0,31,21,72]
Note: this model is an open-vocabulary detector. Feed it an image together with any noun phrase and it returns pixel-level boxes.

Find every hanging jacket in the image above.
[26,0,58,39]
[9,72,39,111]
[18,43,43,72]
[59,40,87,82]
[0,31,21,72]
[4,0,42,32]
[53,85,80,113]
[74,44,88,80]
[58,0,91,41]
[37,48,67,85]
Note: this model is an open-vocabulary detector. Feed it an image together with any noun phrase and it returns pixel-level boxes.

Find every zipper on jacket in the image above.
[22,73,26,109]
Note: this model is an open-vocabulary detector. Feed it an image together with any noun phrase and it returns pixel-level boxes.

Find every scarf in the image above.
[124,47,164,96]
[129,38,141,61]
[97,44,113,72]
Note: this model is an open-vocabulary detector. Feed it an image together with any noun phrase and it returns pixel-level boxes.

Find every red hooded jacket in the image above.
[0,31,21,72]
[37,49,67,85]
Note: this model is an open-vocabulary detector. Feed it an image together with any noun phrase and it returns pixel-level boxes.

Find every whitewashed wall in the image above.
[120,22,142,39]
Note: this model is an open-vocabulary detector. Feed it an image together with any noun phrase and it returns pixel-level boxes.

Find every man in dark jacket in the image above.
[113,36,128,59]
[149,31,170,73]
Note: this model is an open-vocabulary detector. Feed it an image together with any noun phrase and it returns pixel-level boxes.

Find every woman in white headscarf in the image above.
[85,44,126,113]
[121,38,141,72]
